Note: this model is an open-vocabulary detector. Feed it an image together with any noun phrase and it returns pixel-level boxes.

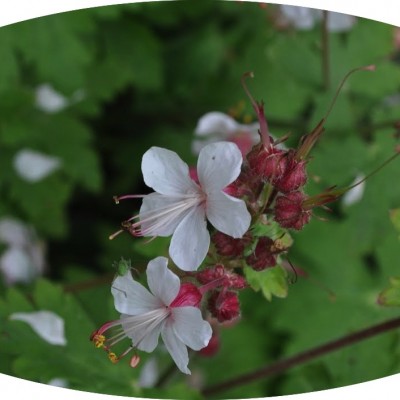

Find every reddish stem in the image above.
[241,72,270,148]
[202,316,400,396]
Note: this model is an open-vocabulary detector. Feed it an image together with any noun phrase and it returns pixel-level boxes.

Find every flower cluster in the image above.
[92,67,399,375]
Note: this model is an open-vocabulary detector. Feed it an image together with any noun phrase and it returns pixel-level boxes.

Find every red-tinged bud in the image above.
[170,283,202,308]
[199,329,220,357]
[247,144,288,181]
[196,264,225,284]
[223,177,249,198]
[274,191,312,230]
[212,231,248,258]
[208,290,240,323]
[224,270,247,290]
[246,237,277,271]
[274,152,307,193]
[196,264,247,290]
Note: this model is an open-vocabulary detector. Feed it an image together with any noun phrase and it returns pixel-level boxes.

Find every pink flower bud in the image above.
[247,144,288,181]
[246,237,277,271]
[208,290,240,323]
[196,264,247,291]
[274,191,311,230]
[274,154,307,193]
[170,283,202,308]
[196,264,225,284]
[212,231,247,258]
[224,270,247,290]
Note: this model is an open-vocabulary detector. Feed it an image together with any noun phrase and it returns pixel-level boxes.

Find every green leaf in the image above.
[12,13,94,92]
[389,209,400,239]
[378,277,400,307]
[244,265,288,301]
[87,19,163,99]
[251,219,293,246]
[143,383,202,400]
[8,175,72,237]
[32,114,102,192]
[132,236,170,259]
[0,280,139,395]
[0,27,18,93]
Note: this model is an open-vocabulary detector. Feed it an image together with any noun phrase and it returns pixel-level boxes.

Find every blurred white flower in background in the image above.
[0,217,46,285]
[9,310,67,346]
[13,149,61,183]
[193,112,259,156]
[35,83,85,114]
[279,5,356,33]
[47,378,69,388]
[342,173,366,207]
[138,357,159,388]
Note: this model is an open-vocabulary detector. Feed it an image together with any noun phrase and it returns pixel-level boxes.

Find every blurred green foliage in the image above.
[1,2,400,399]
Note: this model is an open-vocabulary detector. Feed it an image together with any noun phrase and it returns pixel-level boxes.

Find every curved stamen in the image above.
[129,196,202,237]
[98,308,170,349]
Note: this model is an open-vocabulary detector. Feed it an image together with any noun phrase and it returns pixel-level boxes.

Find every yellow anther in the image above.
[108,352,118,364]
[93,334,106,348]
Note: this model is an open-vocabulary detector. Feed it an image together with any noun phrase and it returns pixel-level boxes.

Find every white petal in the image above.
[142,147,198,196]
[138,357,159,388]
[169,207,210,271]
[191,136,220,156]
[48,378,68,388]
[0,247,37,285]
[139,193,192,237]
[342,174,366,207]
[112,272,162,315]
[122,314,164,353]
[10,310,67,346]
[206,191,251,238]
[146,257,180,306]
[171,307,212,351]
[35,84,69,113]
[0,218,30,247]
[327,12,356,32]
[135,321,163,353]
[13,149,61,183]
[197,142,243,192]
[195,112,239,137]
[161,320,190,374]
[280,5,317,30]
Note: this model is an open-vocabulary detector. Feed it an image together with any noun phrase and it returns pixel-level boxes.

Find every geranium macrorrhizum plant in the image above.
[91,65,400,375]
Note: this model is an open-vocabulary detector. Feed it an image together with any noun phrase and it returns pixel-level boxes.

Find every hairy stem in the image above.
[202,316,400,397]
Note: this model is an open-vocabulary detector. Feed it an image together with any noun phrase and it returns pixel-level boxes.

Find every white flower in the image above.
[35,83,85,114]
[91,257,212,375]
[138,357,159,388]
[342,173,366,207]
[13,149,61,183]
[9,310,67,346]
[193,112,259,155]
[279,5,356,33]
[135,142,251,271]
[35,84,69,113]
[48,378,68,388]
[0,218,46,285]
